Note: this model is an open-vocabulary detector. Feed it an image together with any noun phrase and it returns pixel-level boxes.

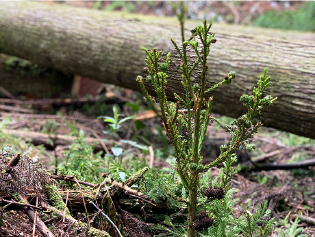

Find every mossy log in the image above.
[0,2,314,138]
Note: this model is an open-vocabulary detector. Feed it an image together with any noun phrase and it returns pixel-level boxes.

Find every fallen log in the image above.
[0,2,314,138]
[2,129,111,151]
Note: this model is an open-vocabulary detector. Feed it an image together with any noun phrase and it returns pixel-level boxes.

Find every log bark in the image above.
[0,2,314,138]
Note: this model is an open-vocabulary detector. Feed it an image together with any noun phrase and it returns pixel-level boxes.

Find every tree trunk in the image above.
[0,2,314,139]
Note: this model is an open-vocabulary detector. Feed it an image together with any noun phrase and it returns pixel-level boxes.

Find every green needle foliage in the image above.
[137,3,277,236]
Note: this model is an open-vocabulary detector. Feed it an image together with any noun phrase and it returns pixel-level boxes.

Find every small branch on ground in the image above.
[0,86,16,99]
[0,104,34,113]
[291,214,315,225]
[74,176,90,223]
[17,194,55,237]
[63,190,69,223]
[90,201,123,237]
[50,174,95,187]
[0,198,42,210]
[40,200,110,237]
[32,194,39,236]
[252,150,281,162]
[2,129,111,152]
[249,159,315,171]
[76,124,110,154]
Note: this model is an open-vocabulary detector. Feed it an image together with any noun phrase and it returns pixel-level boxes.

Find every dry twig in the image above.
[74,176,90,223]
[18,194,55,237]
[0,198,42,210]
[63,190,69,223]
[50,174,95,187]
[76,124,110,154]
[32,194,39,236]
[0,86,16,99]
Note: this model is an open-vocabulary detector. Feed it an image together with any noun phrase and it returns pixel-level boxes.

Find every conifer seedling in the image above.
[137,3,277,236]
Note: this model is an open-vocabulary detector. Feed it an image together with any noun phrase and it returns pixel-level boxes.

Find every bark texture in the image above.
[0,2,314,138]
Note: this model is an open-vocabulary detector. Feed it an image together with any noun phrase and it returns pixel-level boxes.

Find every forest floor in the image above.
[1,96,315,236]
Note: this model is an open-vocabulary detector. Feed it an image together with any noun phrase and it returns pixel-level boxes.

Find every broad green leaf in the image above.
[119,172,126,182]
[120,140,148,150]
[118,114,137,125]
[104,117,116,124]
[111,147,123,157]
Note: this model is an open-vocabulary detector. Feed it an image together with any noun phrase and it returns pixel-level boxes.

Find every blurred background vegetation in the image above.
[254,1,315,32]
[87,1,315,32]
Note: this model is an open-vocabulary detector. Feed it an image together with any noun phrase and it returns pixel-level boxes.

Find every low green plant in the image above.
[98,105,136,135]
[276,212,307,237]
[98,105,147,147]
[93,0,102,10]
[56,106,149,186]
[98,105,148,161]
[234,200,275,237]
[257,174,268,185]
[137,3,276,236]
[197,187,274,237]
[108,157,147,182]
[41,120,60,134]
[57,130,106,185]
[281,132,315,147]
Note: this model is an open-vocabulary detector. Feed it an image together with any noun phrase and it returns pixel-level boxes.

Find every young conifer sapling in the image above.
[137,5,276,236]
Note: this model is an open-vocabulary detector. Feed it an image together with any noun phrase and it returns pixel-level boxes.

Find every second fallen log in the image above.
[0,2,314,138]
